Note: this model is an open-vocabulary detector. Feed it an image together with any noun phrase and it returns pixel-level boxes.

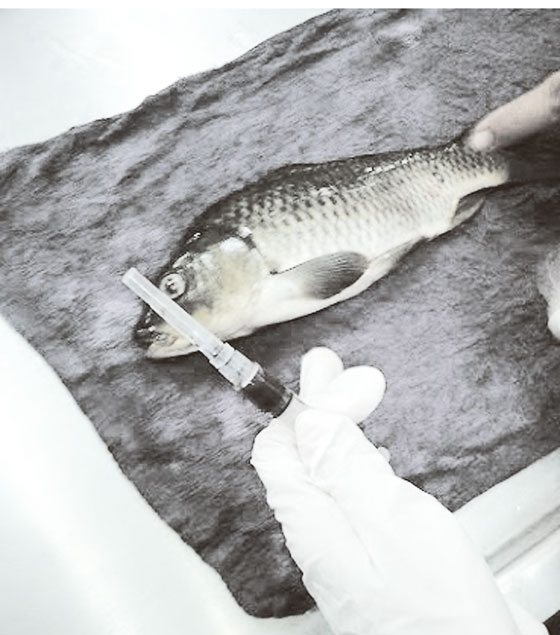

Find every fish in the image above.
[134,131,559,358]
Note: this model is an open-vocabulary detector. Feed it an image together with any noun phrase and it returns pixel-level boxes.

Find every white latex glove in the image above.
[251,347,543,635]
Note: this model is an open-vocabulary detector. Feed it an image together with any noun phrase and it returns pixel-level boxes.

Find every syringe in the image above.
[122,268,306,420]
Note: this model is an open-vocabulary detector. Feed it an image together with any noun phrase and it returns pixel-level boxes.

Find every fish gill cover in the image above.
[1,8,560,617]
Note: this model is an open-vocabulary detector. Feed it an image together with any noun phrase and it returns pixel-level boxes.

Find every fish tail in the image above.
[501,134,560,184]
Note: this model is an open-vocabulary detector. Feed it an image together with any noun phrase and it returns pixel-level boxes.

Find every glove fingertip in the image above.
[308,366,385,422]
[300,347,344,398]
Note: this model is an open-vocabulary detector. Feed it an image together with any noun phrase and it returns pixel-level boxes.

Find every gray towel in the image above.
[1,8,559,617]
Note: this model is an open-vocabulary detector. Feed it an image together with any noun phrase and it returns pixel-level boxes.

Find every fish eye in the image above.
[160,272,186,299]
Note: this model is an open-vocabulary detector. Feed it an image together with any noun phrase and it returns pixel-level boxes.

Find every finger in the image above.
[469,71,560,151]
[251,415,382,635]
[299,347,344,400]
[304,365,386,423]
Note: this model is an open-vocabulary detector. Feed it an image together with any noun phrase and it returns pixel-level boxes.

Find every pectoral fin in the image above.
[275,252,369,300]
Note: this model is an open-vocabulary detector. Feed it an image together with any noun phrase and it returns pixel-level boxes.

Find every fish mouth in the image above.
[146,339,198,359]
[135,324,197,359]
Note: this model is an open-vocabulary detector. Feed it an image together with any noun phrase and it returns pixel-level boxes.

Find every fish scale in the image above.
[248,150,490,259]
[135,134,557,358]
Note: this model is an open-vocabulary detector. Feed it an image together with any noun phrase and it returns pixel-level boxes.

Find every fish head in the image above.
[134,267,199,358]
[134,239,267,359]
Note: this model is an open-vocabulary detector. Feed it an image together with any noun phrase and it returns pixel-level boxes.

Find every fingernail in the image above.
[468,128,495,152]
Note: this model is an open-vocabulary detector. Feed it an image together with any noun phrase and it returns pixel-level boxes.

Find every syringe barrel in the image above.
[206,343,258,389]
[241,366,297,418]
[207,345,302,417]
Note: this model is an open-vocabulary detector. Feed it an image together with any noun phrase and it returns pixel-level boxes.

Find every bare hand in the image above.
[468,71,560,151]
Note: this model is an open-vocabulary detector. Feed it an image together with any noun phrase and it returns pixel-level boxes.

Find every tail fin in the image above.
[502,131,560,183]
[456,127,560,184]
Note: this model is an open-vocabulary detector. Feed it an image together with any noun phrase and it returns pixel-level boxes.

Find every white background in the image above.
[0,9,325,151]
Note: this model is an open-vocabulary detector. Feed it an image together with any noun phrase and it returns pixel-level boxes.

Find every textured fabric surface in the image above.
[1,9,559,617]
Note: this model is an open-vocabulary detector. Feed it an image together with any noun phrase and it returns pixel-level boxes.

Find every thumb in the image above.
[469,71,560,151]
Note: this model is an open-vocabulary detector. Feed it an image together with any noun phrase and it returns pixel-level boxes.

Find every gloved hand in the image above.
[251,347,545,635]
